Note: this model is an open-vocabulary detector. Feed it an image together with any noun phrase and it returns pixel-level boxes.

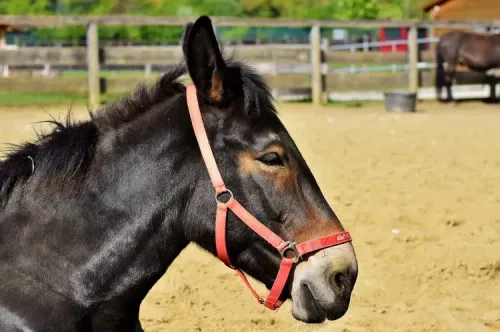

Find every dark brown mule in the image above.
[436,30,500,103]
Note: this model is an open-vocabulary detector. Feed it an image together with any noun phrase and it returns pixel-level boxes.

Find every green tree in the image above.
[33,0,244,44]
[334,0,379,20]
[239,0,379,20]
[379,0,427,19]
[140,0,244,44]
[0,0,51,14]
[236,0,379,42]
[0,0,421,44]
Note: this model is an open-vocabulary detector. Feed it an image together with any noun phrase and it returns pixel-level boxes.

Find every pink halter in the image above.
[186,85,352,310]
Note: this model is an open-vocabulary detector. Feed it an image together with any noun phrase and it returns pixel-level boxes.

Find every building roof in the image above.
[422,0,452,12]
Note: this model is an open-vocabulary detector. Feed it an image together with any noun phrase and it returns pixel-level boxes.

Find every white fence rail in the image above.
[329,37,440,52]
[327,37,439,75]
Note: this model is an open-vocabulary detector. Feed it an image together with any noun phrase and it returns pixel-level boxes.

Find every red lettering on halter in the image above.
[337,233,349,242]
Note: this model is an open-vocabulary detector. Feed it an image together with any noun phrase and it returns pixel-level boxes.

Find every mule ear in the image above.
[183,16,227,104]
[181,22,193,57]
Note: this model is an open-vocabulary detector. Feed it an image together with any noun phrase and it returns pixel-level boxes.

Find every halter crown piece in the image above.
[185,85,352,311]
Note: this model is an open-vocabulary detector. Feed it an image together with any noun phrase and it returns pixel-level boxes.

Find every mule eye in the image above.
[257,152,284,167]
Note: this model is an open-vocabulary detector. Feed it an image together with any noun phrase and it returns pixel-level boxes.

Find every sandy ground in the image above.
[1,100,499,332]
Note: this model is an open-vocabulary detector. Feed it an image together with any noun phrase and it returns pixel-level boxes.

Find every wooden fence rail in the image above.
[0,71,491,97]
[0,46,313,65]
[0,46,444,67]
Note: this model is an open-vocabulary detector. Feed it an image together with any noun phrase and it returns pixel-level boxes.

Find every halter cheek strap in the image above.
[186,85,352,311]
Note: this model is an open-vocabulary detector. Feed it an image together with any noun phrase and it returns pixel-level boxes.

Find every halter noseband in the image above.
[186,85,352,311]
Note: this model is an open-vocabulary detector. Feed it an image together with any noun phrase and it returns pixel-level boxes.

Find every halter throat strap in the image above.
[185,84,352,310]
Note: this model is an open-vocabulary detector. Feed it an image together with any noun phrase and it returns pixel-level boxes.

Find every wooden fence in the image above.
[0,15,498,107]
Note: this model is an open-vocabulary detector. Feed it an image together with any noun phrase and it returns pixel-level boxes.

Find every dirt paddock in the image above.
[1,100,499,332]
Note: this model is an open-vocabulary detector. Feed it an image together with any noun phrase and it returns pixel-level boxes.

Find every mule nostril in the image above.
[334,272,343,288]
[301,282,315,299]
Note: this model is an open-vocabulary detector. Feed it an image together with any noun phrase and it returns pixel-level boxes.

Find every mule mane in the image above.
[93,63,188,131]
[0,58,276,204]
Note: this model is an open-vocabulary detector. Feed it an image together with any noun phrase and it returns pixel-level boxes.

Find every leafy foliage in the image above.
[0,0,428,43]
[0,0,51,15]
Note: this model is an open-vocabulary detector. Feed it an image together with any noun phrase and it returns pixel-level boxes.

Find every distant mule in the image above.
[436,30,500,102]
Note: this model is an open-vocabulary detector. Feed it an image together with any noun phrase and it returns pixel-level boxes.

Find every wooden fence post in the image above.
[310,24,322,105]
[408,24,419,93]
[86,22,100,108]
[321,38,329,104]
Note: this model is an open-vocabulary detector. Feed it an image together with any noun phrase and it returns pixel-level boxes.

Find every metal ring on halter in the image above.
[280,241,302,263]
[215,189,234,204]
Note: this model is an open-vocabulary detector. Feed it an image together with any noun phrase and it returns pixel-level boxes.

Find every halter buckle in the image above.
[215,189,234,204]
[280,241,302,263]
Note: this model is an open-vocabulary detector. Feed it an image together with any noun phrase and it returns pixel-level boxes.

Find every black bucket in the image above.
[383,91,417,113]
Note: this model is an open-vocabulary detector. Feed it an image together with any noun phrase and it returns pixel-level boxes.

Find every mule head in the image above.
[182,16,358,323]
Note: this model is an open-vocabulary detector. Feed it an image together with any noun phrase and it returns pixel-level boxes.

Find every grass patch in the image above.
[0,92,88,106]
[0,90,147,107]
[62,70,149,79]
